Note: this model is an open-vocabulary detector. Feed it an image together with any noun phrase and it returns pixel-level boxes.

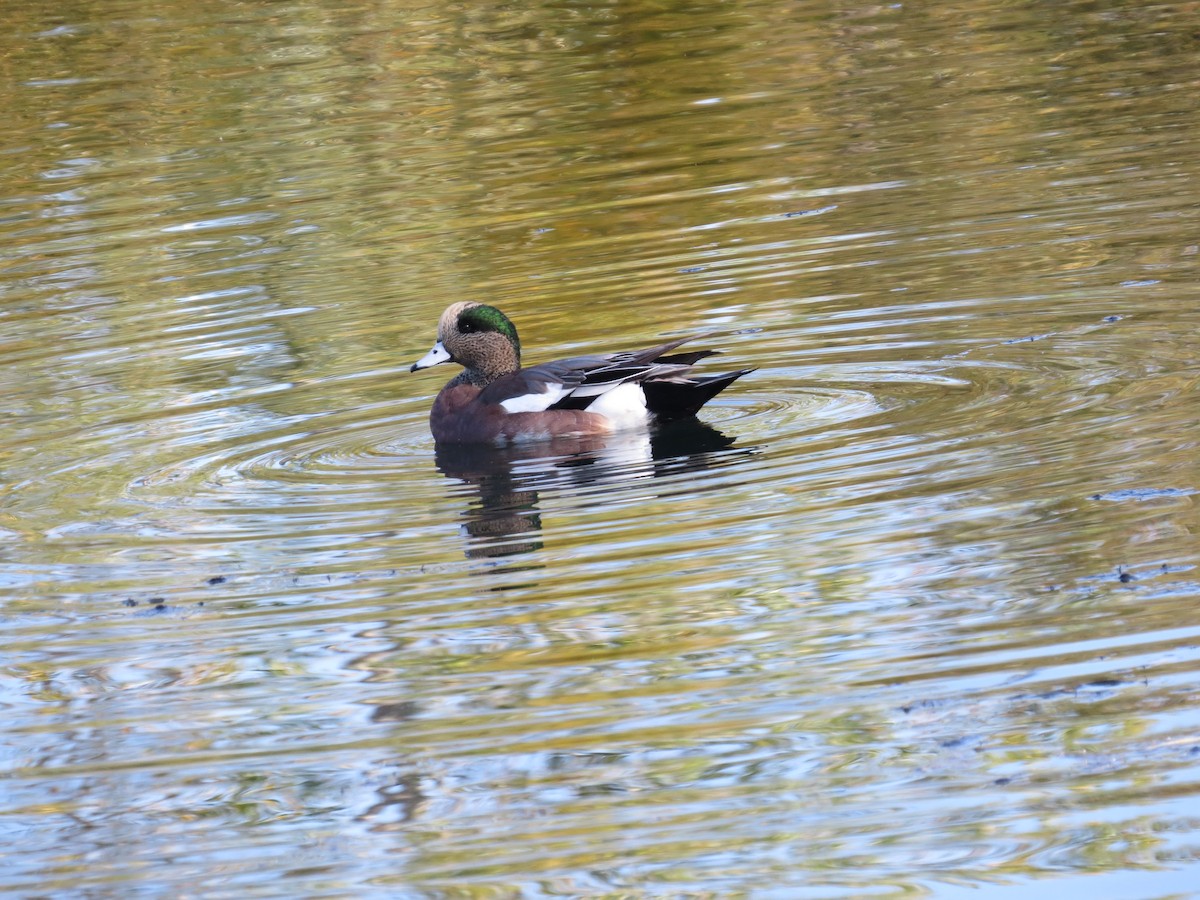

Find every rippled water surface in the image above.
[3,0,1200,896]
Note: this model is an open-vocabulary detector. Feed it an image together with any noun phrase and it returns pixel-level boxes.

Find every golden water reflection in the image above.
[2,0,1200,895]
[435,420,749,562]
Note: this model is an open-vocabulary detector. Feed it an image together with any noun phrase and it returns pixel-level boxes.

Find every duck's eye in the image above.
[460,321,477,333]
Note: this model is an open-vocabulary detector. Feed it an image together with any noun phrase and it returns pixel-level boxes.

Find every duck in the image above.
[410,302,752,445]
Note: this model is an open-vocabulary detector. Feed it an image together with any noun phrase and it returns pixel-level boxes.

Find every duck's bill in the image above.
[411,341,451,371]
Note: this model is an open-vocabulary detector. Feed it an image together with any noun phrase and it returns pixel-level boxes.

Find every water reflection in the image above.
[435,419,750,562]
[4,0,1200,893]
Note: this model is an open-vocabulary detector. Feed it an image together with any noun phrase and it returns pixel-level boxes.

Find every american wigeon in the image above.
[410,302,753,445]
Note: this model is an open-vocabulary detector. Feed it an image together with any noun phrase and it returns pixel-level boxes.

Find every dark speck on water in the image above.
[782,205,837,218]
[1092,487,1194,502]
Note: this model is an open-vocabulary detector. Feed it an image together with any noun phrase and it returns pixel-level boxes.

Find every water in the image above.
[3,0,1199,896]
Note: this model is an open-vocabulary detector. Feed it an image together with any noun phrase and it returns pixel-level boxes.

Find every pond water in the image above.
[3,0,1199,896]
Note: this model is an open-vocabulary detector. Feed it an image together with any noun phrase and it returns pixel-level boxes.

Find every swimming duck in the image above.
[411,302,752,445]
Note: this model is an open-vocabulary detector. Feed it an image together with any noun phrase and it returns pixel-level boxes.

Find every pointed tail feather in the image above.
[643,368,755,422]
[656,348,720,366]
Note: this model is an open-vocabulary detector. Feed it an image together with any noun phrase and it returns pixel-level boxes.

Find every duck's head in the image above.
[411,302,521,379]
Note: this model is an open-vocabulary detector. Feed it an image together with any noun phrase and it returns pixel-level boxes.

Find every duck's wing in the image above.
[564,334,754,421]
[476,334,750,418]
[476,355,602,413]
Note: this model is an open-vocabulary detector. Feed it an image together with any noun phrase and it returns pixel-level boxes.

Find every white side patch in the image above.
[587,382,649,431]
[500,384,570,413]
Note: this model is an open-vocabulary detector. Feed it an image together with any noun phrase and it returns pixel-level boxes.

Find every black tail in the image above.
[643,368,754,422]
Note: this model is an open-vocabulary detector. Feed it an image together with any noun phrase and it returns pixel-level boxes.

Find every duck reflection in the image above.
[434,419,747,563]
